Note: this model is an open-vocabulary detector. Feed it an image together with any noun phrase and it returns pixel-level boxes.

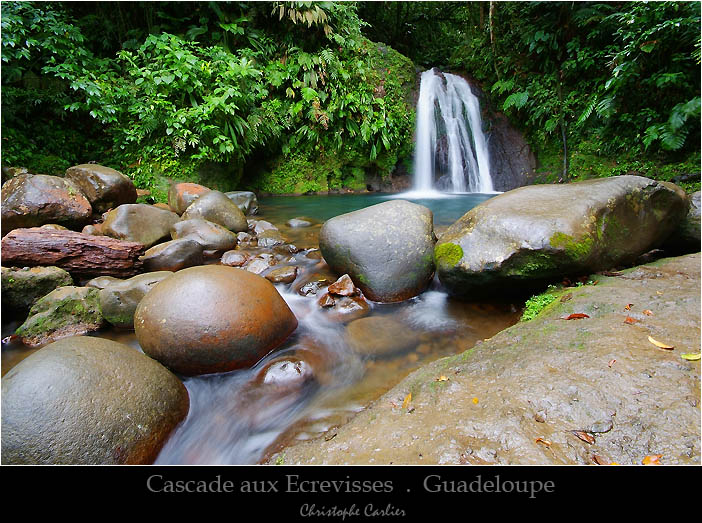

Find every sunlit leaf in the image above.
[681,353,701,361]
[642,454,662,465]
[623,316,638,324]
[648,336,674,350]
[535,437,552,447]
[571,430,595,444]
[608,359,616,368]
[402,393,411,409]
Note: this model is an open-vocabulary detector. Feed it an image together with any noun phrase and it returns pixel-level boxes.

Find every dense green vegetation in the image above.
[2,1,700,198]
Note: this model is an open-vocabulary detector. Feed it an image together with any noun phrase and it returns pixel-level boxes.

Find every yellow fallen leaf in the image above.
[610,462,620,466]
[643,309,653,316]
[642,454,662,465]
[402,393,412,409]
[535,437,552,447]
[681,353,701,361]
[436,375,449,382]
[648,336,674,350]
[472,397,479,404]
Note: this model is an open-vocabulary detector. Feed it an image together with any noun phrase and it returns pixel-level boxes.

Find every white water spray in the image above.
[412,69,494,195]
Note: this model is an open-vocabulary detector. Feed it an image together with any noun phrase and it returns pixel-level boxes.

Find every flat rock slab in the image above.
[267,254,700,465]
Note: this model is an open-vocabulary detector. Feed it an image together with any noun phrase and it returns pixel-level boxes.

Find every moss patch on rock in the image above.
[434,242,464,268]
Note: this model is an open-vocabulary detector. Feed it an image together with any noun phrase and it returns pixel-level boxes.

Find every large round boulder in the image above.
[134,265,298,375]
[1,336,189,464]
[435,176,688,297]
[181,190,248,232]
[319,200,436,302]
[1,174,92,235]
[101,204,180,247]
[99,271,173,328]
[65,164,137,213]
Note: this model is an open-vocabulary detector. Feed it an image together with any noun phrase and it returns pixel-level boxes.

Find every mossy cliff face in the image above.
[434,175,688,297]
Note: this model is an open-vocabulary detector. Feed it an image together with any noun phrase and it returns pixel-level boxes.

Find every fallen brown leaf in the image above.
[560,293,573,303]
[648,336,674,350]
[643,309,653,316]
[535,437,552,447]
[623,316,639,324]
[642,454,662,465]
[571,430,595,444]
[624,303,633,310]
[563,313,590,320]
[608,359,616,368]
[592,455,608,465]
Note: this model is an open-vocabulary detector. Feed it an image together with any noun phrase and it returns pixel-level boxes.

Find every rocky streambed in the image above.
[1,165,699,465]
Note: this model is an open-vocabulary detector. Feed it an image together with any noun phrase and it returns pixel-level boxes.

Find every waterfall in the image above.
[412,69,494,194]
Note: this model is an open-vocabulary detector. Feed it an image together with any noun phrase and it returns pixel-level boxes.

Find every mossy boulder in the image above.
[15,286,104,347]
[65,164,137,213]
[1,174,92,235]
[99,272,173,328]
[435,176,688,297]
[101,204,180,248]
[134,265,298,376]
[319,200,436,302]
[1,336,189,464]
[1,266,73,313]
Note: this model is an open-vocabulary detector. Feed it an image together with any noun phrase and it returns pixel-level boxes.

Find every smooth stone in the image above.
[1,336,189,464]
[101,204,180,248]
[245,258,272,275]
[249,219,278,235]
[265,266,299,284]
[345,316,418,357]
[257,229,286,247]
[15,286,104,347]
[85,275,123,289]
[1,266,73,312]
[134,265,298,376]
[319,200,436,302]
[168,182,211,214]
[256,357,314,389]
[1,174,92,235]
[140,238,204,272]
[221,250,249,267]
[81,223,104,235]
[328,274,358,296]
[99,272,173,328]
[435,176,689,296]
[224,191,259,215]
[171,218,238,251]
[294,272,337,297]
[39,223,68,231]
[181,190,248,232]
[324,295,371,323]
[65,164,137,213]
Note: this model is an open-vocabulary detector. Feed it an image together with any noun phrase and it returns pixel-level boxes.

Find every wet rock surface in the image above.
[101,204,180,247]
[1,266,73,313]
[140,238,204,272]
[436,176,688,297]
[1,336,189,464]
[319,200,436,302]
[171,218,238,251]
[1,174,92,235]
[168,182,211,214]
[181,190,248,232]
[65,164,137,213]
[99,271,173,328]
[134,265,298,376]
[267,254,700,465]
[346,316,419,357]
[665,191,701,253]
[225,191,259,215]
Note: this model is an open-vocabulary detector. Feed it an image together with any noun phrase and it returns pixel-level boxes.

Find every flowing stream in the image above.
[0,194,521,465]
[413,69,494,195]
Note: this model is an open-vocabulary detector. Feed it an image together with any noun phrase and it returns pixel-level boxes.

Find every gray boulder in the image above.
[1,174,92,235]
[665,191,700,253]
[319,200,436,302]
[65,164,137,213]
[99,272,173,328]
[181,190,248,232]
[435,176,688,296]
[225,191,259,215]
[140,238,204,272]
[101,204,180,247]
[1,336,189,464]
[171,218,238,251]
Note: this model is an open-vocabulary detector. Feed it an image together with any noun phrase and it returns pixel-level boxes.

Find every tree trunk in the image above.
[1,228,145,278]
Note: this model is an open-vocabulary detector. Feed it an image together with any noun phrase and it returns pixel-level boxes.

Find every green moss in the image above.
[521,287,559,321]
[504,250,559,277]
[16,288,102,338]
[550,231,594,260]
[434,243,463,267]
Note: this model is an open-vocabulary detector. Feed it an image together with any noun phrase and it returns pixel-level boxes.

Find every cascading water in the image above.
[412,69,494,194]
